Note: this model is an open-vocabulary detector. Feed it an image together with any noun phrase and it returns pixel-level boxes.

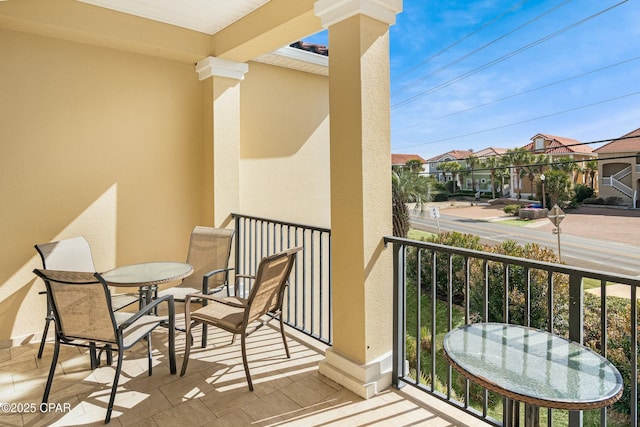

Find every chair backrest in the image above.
[244,247,301,325]
[181,226,234,289]
[35,237,96,272]
[33,269,117,344]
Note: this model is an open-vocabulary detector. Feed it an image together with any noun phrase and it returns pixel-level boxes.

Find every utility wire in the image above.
[394,90,640,149]
[392,0,571,97]
[394,0,531,81]
[392,0,628,110]
[393,55,640,134]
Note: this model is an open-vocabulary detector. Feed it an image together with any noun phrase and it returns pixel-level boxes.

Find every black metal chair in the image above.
[180,247,301,391]
[35,237,138,360]
[33,269,176,424]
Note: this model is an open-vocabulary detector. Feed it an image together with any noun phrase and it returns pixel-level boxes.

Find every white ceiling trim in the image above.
[253,46,328,76]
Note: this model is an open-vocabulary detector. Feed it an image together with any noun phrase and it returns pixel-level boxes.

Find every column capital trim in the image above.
[314,0,402,28]
[195,57,249,81]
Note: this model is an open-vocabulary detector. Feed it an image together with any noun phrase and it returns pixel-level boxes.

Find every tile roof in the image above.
[474,147,508,158]
[392,153,426,165]
[290,41,328,56]
[594,127,640,153]
[426,150,472,162]
[523,133,594,154]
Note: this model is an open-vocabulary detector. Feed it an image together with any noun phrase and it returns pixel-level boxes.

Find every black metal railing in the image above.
[232,214,332,345]
[385,236,638,427]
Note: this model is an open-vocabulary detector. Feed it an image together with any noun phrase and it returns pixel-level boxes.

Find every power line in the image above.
[394,0,531,81]
[392,0,571,98]
[391,0,629,110]
[393,90,640,149]
[393,56,640,134]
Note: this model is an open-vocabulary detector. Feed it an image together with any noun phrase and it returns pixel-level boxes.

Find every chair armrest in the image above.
[202,266,234,294]
[185,292,247,308]
[118,295,175,330]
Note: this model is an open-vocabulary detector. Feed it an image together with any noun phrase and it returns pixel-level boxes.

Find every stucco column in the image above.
[315,0,402,398]
[196,57,248,227]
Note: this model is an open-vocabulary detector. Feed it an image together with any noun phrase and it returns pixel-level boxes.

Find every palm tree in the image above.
[505,148,533,199]
[482,156,500,199]
[465,153,478,193]
[392,166,431,238]
[586,159,598,188]
[437,161,462,192]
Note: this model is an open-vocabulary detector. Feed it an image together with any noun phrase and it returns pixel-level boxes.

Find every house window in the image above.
[535,137,544,151]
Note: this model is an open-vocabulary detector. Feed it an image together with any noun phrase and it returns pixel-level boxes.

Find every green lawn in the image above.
[407,229,436,241]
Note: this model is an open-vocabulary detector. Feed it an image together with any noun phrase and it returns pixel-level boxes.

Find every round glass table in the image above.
[103,261,193,307]
[443,323,623,427]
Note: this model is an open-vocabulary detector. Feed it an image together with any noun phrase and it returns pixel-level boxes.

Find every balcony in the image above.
[1,318,484,426]
[3,214,638,426]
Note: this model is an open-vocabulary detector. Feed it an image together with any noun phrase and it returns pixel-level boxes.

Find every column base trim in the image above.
[318,348,392,399]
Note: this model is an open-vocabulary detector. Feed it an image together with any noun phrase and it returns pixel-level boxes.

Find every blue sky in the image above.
[305,0,640,160]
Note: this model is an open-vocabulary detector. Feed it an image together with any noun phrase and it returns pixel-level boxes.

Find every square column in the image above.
[196,57,248,227]
[315,0,402,398]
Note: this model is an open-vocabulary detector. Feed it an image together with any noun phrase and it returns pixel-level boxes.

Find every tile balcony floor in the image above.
[0,316,486,427]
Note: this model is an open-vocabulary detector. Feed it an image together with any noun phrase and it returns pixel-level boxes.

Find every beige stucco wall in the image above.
[239,61,330,227]
[0,28,211,344]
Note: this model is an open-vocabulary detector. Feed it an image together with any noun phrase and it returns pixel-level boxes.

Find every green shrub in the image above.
[583,197,605,205]
[573,184,594,203]
[503,204,520,216]
[432,192,448,202]
[606,196,626,206]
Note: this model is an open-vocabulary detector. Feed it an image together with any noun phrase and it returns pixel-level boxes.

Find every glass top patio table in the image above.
[102,262,193,308]
[102,261,193,287]
[443,323,623,412]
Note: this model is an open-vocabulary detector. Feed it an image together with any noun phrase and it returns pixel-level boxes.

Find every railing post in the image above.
[568,272,584,427]
[391,242,405,389]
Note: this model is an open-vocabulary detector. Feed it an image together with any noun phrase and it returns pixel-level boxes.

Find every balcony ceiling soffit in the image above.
[78,0,271,36]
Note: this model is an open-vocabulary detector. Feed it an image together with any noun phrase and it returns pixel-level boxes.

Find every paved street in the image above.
[411,202,640,277]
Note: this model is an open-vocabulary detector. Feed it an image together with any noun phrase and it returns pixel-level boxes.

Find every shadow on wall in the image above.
[0,278,35,344]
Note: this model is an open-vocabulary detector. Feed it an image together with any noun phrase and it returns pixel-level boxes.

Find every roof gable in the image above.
[594,127,640,153]
[523,133,593,154]
[392,153,426,165]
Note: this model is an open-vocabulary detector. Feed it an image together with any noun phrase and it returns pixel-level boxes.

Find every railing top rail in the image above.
[231,213,331,234]
[384,235,640,287]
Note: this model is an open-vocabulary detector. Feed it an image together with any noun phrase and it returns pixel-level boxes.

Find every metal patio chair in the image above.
[35,237,138,359]
[156,226,234,347]
[180,246,301,391]
[33,269,176,424]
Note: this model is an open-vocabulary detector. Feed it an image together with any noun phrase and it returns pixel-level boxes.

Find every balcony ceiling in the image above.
[78,0,271,35]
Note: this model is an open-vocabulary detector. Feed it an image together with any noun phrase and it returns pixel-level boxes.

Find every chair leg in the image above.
[279,316,290,358]
[42,338,60,404]
[180,324,194,376]
[90,342,98,370]
[105,349,124,424]
[240,333,253,391]
[201,324,208,348]
[147,333,152,376]
[37,315,53,359]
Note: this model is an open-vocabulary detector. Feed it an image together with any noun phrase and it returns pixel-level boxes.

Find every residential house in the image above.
[594,127,640,208]
[515,133,596,198]
[467,147,508,194]
[391,153,426,171]
[425,149,471,188]
[426,148,508,195]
